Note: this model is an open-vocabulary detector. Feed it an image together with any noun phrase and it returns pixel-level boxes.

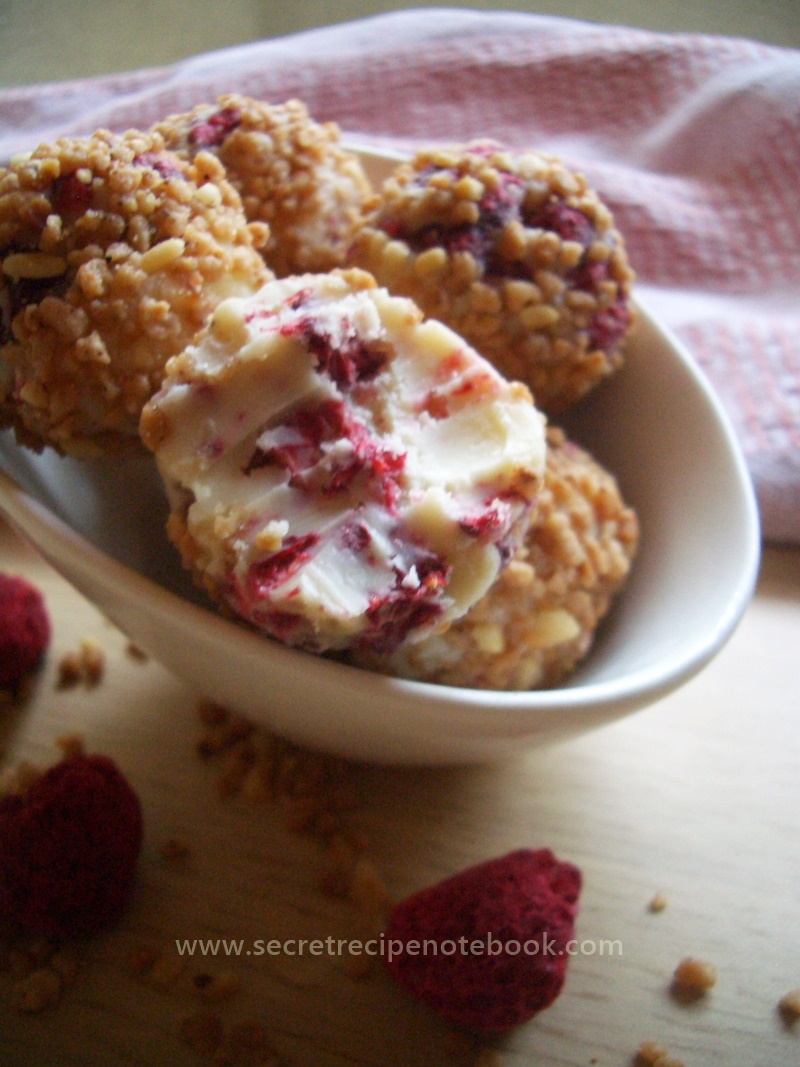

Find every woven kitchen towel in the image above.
[1,9,798,542]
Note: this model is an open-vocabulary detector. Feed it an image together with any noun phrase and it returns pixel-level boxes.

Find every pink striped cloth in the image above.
[2,10,799,542]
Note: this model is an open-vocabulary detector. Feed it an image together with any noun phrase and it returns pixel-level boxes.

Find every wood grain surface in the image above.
[1,517,798,1067]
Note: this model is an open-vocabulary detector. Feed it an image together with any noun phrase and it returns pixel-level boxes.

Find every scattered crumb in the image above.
[0,919,77,1015]
[125,641,148,662]
[778,987,800,1022]
[55,732,86,760]
[56,650,83,688]
[635,1041,686,1067]
[671,957,717,996]
[637,1041,667,1063]
[79,637,105,684]
[0,758,42,798]
[647,892,667,914]
[190,700,389,1003]
[180,1010,282,1064]
[56,637,106,688]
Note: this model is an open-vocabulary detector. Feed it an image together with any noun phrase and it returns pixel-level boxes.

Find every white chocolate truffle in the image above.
[351,427,639,689]
[153,96,372,277]
[140,269,547,655]
[0,128,270,455]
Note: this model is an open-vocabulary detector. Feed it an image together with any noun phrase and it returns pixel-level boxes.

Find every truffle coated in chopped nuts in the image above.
[351,426,638,689]
[349,141,635,412]
[141,269,546,655]
[0,127,270,455]
[153,95,373,276]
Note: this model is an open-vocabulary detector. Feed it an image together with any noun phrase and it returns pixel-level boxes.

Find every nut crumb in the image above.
[778,988,800,1021]
[126,641,148,662]
[635,1041,685,1067]
[56,651,83,688]
[0,759,42,798]
[57,638,105,687]
[648,892,667,913]
[80,637,105,684]
[55,732,86,760]
[671,956,717,995]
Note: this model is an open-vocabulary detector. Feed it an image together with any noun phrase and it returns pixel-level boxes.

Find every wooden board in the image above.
[1,519,799,1066]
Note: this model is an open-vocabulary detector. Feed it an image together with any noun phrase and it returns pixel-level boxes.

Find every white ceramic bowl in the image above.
[0,153,760,764]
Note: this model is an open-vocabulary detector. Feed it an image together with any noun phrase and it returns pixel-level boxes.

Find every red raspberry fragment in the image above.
[0,572,51,690]
[189,106,242,148]
[0,754,144,939]
[384,848,582,1033]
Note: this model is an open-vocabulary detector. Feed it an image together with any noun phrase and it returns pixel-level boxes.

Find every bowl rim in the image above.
[0,298,761,724]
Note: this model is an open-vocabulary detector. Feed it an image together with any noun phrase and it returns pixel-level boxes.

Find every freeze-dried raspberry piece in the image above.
[0,572,50,690]
[140,269,546,655]
[351,426,640,691]
[385,848,582,1033]
[189,106,242,148]
[0,754,143,939]
[52,172,94,216]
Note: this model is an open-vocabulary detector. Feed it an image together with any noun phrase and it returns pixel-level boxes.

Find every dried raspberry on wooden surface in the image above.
[0,572,51,690]
[0,754,143,939]
[385,848,582,1033]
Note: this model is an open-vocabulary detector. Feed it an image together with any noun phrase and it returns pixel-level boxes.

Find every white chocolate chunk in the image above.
[141,269,546,654]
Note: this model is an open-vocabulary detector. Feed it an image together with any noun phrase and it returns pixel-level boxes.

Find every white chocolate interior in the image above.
[142,271,547,653]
